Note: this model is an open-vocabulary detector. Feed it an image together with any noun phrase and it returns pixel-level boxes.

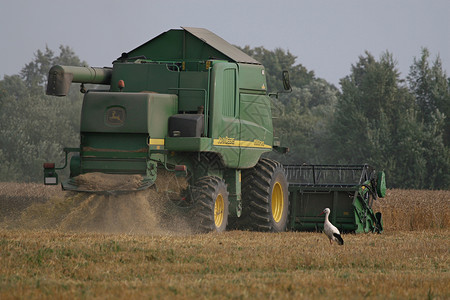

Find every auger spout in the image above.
[46,65,112,96]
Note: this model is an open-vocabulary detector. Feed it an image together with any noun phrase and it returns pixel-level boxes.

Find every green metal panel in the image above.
[81,92,149,133]
[80,133,148,174]
[81,158,147,174]
[69,155,81,177]
[124,30,184,61]
[377,171,386,197]
[239,94,273,134]
[79,91,177,176]
[147,94,178,138]
[110,63,180,93]
[239,93,273,168]
[238,64,268,93]
[81,92,177,135]
[222,68,236,117]
[80,133,148,152]
[165,137,212,152]
[238,148,269,169]
[352,189,381,233]
[287,189,359,232]
[80,132,148,174]
[209,62,241,168]
[178,71,209,112]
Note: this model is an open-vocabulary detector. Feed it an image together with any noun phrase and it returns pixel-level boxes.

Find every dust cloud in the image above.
[0,173,195,235]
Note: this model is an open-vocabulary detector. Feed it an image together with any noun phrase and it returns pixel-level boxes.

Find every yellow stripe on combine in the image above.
[239,140,272,148]
[148,138,165,146]
[213,138,271,149]
[148,137,270,149]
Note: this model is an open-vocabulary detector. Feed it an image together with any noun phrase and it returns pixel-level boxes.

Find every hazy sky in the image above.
[1,0,449,86]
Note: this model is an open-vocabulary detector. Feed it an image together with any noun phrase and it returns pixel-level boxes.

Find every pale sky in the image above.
[1,0,449,87]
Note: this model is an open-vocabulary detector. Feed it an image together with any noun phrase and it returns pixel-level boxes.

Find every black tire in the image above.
[191,176,229,233]
[239,158,289,232]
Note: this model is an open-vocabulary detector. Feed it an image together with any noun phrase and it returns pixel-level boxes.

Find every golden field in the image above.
[373,189,450,231]
[0,183,449,299]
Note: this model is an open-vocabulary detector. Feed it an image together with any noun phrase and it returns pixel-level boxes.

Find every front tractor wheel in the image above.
[240,158,289,232]
[192,176,229,233]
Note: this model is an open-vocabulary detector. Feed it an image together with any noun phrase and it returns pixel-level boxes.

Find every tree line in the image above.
[0,46,449,189]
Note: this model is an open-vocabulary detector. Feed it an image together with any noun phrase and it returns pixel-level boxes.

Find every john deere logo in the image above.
[105,107,126,126]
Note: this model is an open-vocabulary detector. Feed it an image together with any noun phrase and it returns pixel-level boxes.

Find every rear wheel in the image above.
[239,158,289,232]
[191,176,229,233]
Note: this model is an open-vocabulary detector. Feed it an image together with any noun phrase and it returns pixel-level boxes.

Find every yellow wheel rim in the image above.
[272,182,284,223]
[214,194,224,228]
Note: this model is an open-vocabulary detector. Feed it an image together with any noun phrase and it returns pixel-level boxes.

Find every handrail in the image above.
[55,147,80,170]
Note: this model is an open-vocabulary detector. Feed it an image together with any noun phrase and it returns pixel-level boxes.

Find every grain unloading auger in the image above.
[43,27,385,233]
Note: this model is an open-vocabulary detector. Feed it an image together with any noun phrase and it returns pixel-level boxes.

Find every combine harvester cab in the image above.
[285,164,386,233]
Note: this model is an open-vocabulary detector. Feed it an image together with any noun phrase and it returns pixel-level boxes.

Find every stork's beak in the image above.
[318,211,325,216]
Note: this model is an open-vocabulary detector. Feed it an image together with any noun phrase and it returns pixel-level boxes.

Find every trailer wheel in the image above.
[191,176,229,233]
[239,158,289,232]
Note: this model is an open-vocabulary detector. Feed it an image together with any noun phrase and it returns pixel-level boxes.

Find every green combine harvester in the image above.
[44,27,385,233]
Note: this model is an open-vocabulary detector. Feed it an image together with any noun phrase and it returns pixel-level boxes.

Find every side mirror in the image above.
[282,70,292,91]
[268,70,292,99]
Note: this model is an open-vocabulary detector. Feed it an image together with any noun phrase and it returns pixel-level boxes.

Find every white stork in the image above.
[319,208,344,245]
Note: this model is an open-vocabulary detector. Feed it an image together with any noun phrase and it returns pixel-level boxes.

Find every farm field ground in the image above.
[0,183,449,299]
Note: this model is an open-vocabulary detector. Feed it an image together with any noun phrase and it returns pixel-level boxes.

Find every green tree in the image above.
[328,51,432,188]
[20,45,85,89]
[0,46,85,182]
[239,46,316,91]
[408,48,450,145]
[272,79,338,164]
[407,48,450,188]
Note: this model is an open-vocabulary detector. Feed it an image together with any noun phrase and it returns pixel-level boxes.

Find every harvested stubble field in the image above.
[0,183,449,299]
